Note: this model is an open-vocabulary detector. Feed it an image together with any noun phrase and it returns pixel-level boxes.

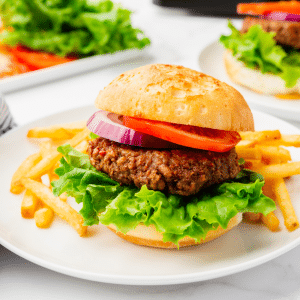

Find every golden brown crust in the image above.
[107,213,242,249]
[95,64,254,132]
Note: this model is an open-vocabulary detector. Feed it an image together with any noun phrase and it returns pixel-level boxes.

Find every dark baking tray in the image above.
[153,0,279,17]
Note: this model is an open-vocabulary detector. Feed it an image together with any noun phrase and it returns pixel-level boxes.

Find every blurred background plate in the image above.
[0,47,149,93]
[199,40,300,123]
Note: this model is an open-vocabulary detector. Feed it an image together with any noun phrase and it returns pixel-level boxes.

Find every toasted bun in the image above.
[95,64,254,131]
[107,213,242,249]
[224,50,300,95]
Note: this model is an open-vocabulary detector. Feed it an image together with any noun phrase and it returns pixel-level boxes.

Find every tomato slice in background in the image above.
[237,1,300,16]
[0,47,31,78]
[123,116,241,152]
[10,46,75,70]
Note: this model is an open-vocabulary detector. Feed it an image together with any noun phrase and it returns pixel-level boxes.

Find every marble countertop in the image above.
[2,1,300,299]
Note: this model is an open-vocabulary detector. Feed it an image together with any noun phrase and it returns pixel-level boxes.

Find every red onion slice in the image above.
[87,110,178,148]
[262,12,300,22]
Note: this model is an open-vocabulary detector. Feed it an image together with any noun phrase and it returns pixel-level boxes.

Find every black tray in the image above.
[153,0,279,17]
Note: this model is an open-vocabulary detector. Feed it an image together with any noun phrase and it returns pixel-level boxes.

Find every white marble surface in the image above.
[2,0,300,298]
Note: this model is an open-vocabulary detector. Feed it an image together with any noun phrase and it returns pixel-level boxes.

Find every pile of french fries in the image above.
[10,122,300,237]
[10,120,90,236]
[237,130,300,232]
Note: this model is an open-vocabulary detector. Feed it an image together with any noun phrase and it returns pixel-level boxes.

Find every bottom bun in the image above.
[224,50,300,96]
[107,213,242,249]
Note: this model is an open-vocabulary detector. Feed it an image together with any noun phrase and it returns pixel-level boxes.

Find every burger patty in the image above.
[241,17,300,49]
[87,137,241,196]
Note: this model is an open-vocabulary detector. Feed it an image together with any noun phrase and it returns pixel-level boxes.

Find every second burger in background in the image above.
[220,1,300,97]
[52,64,276,248]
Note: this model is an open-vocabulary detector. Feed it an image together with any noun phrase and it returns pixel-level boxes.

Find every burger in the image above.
[220,2,300,96]
[52,64,275,248]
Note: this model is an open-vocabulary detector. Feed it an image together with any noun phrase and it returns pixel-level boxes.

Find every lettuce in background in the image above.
[220,21,300,88]
[52,144,276,245]
[0,0,150,57]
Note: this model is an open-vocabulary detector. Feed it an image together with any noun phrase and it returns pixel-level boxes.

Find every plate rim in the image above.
[198,40,300,119]
[1,104,300,286]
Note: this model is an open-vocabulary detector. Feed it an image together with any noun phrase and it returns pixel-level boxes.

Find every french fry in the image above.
[272,178,299,231]
[48,160,60,183]
[48,171,59,183]
[74,139,88,153]
[258,146,291,164]
[39,140,54,158]
[34,207,54,228]
[236,139,256,148]
[243,212,261,223]
[21,189,40,218]
[67,127,90,147]
[260,134,300,147]
[59,193,68,202]
[15,128,90,186]
[236,147,262,160]
[11,153,42,194]
[27,120,86,140]
[253,162,300,179]
[11,122,91,233]
[243,159,265,170]
[239,130,281,144]
[51,161,60,174]
[20,150,62,182]
[262,212,280,232]
[237,129,300,233]
[280,134,300,147]
[28,127,73,140]
[21,178,87,236]
[262,179,276,200]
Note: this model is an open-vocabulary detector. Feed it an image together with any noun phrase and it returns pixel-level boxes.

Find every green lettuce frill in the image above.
[220,21,300,88]
[51,144,276,245]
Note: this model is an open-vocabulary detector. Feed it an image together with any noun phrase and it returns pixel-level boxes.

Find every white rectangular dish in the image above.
[0,47,149,93]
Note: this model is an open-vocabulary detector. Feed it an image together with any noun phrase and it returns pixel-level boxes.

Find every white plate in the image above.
[1,105,300,286]
[0,48,149,93]
[199,40,300,123]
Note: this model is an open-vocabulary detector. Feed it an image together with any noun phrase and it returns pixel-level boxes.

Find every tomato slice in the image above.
[0,47,31,78]
[10,46,75,70]
[237,1,300,16]
[123,116,241,152]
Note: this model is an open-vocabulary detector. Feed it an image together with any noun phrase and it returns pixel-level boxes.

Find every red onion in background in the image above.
[262,11,300,22]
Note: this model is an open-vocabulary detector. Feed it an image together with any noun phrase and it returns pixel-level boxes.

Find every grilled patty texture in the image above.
[88,137,241,196]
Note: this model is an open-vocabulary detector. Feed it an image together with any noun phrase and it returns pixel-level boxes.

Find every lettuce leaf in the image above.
[220,21,300,88]
[52,144,276,245]
[0,0,150,57]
